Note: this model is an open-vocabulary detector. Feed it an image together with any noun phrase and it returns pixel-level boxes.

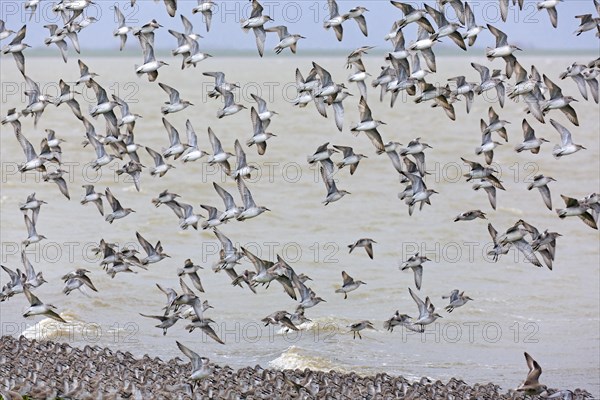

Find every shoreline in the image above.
[0,336,594,399]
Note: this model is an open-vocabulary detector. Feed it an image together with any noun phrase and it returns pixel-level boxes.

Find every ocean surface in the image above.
[1,54,599,395]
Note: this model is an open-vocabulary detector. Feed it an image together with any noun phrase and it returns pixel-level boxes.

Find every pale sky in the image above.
[1,0,599,52]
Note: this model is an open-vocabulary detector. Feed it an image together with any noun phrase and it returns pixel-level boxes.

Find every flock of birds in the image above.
[0,336,595,399]
[1,0,599,397]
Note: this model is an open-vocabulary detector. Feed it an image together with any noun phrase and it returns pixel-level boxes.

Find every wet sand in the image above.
[0,336,594,399]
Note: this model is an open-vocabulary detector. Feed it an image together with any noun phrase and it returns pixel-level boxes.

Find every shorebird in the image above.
[550,119,586,158]
[484,107,509,142]
[23,286,66,323]
[515,119,549,154]
[137,231,170,265]
[81,185,104,216]
[169,29,193,67]
[537,0,562,28]
[516,352,547,396]
[476,121,503,164]
[1,108,21,130]
[454,210,486,222]
[399,137,431,175]
[20,250,45,289]
[472,63,505,107]
[115,160,143,191]
[240,0,272,57]
[22,214,46,247]
[243,247,275,285]
[173,202,203,230]
[112,94,142,131]
[181,120,208,163]
[15,130,45,173]
[334,145,367,175]
[139,313,181,336]
[293,273,326,309]
[335,271,366,299]
[160,83,193,115]
[486,24,521,78]
[183,38,212,67]
[344,6,369,36]
[178,259,204,292]
[324,0,348,41]
[265,25,305,54]
[400,171,437,215]
[135,34,168,82]
[541,75,579,125]
[0,19,15,41]
[499,0,525,22]
[351,97,386,153]
[158,118,184,160]
[204,71,239,98]
[462,2,486,46]
[443,290,473,313]
[22,74,51,128]
[487,222,511,261]
[152,189,180,207]
[347,59,370,98]
[192,0,214,32]
[262,311,299,331]
[2,24,29,74]
[213,228,243,271]
[88,79,118,128]
[401,253,430,290]
[425,3,465,50]
[133,19,163,37]
[146,147,175,178]
[384,311,415,332]
[231,139,257,179]
[408,26,439,73]
[528,175,556,210]
[320,162,350,205]
[449,75,478,113]
[105,188,135,223]
[251,93,277,129]
[308,142,337,164]
[185,319,225,344]
[176,341,212,381]
[0,264,24,301]
[556,195,598,230]
[213,182,243,221]
[43,24,68,63]
[207,127,234,175]
[200,205,223,230]
[348,238,376,259]
[62,269,98,296]
[42,168,70,200]
[559,62,589,100]
[216,88,246,118]
[498,225,543,266]
[54,80,83,120]
[236,177,269,220]
[113,7,131,51]
[574,12,599,36]
[247,107,276,155]
[391,2,435,33]
[75,59,98,87]
[409,287,442,332]
[472,178,502,210]
[348,320,375,339]
[462,158,504,188]
[20,193,46,225]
